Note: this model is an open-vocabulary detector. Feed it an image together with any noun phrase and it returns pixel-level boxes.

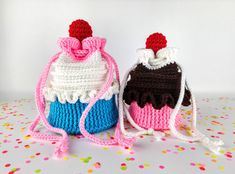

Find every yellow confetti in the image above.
[211,154,218,159]
[117,151,123,154]
[87,169,93,173]
[30,155,35,159]
[23,135,31,140]
[218,166,225,171]
[102,147,109,150]
[211,159,217,163]
[71,154,78,158]
[20,127,26,132]
[186,110,192,115]
[63,156,68,160]
[144,163,150,167]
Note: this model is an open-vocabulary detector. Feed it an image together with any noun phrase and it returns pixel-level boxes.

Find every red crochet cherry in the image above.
[145,33,167,53]
[69,19,93,41]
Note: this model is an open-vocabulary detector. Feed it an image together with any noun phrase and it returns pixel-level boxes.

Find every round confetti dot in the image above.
[219,166,225,171]
[87,169,93,173]
[217,131,224,135]
[190,162,196,166]
[43,157,49,161]
[120,166,127,171]
[2,150,8,154]
[199,166,206,171]
[211,159,217,163]
[63,156,68,160]
[138,165,144,169]
[94,162,101,169]
[25,160,31,164]
[5,163,11,167]
[35,153,40,156]
[225,153,232,158]
[24,145,30,149]
[190,147,196,150]
[159,165,165,169]
[121,163,126,166]
[144,163,150,167]
[34,169,41,173]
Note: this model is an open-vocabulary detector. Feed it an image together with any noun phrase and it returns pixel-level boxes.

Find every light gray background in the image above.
[1,0,235,99]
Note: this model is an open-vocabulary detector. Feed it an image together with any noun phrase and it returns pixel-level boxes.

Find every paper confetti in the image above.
[0,97,234,173]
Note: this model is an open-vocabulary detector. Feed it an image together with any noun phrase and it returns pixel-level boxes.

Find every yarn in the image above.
[43,45,119,103]
[48,96,118,134]
[123,62,191,109]
[119,32,224,153]
[29,19,134,158]
[69,19,93,41]
[129,102,181,130]
[145,33,167,53]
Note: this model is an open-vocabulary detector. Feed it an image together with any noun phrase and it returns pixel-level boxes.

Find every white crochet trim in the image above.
[43,80,119,104]
[44,51,119,103]
[137,47,177,70]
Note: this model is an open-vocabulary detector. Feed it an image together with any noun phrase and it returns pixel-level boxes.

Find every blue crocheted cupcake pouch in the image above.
[48,95,118,135]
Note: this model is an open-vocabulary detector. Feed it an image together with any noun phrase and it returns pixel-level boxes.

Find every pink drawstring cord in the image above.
[105,52,137,147]
[79,50,135,147]
[28,52,69,158]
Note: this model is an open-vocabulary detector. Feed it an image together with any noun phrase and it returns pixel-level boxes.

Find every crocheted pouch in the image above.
[119,33,224,154]
[28,19,134,158]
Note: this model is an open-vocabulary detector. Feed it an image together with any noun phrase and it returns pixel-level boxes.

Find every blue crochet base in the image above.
[48,96,118,135]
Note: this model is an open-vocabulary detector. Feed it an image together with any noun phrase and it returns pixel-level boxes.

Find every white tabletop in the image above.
[0,95,234,174]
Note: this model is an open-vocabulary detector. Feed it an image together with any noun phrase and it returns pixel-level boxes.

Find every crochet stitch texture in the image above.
[129,102,181,130]
[45,36,119,135]
[29,19,135,158]
[123,63,191,110]
[48,96,118,134]
[118,32,224,154]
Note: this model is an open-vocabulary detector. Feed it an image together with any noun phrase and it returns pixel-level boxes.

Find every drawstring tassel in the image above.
[200,136,224,154]
[54,139,69,158]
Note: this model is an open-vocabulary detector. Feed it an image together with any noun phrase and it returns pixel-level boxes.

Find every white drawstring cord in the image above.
[169,63,224,154]
[124,101,165,140]
[118,63,165,140]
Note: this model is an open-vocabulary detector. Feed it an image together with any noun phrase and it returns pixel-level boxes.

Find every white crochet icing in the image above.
[43,51,119,103]
[137,47,177,70]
